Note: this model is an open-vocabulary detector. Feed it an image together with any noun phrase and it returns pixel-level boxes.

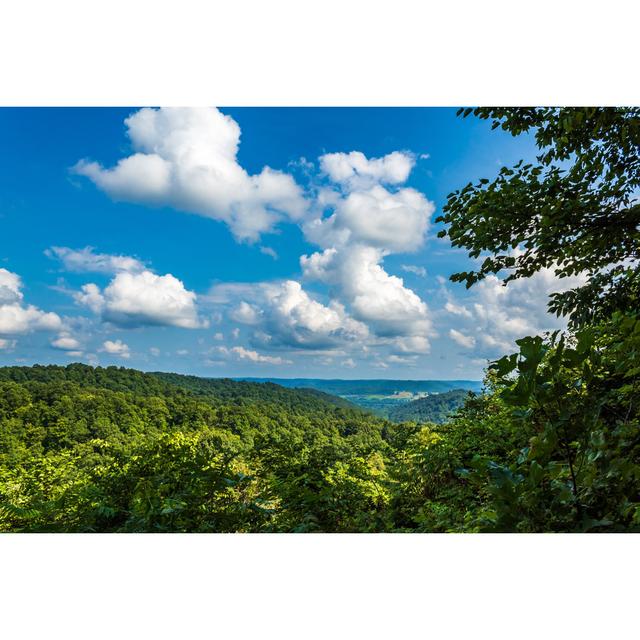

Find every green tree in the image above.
[436,108,640,531]
[438,107,640,327]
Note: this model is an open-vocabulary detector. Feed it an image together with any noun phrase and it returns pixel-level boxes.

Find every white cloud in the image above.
[401,264,427,277]
[259,246,278,260]
[73,283,105,315]
[392,335,431,354]
[230,301,262,325]
[388,354,418,364]
[0,338,16,350]
[0,268,22,305]
[46,246,145,274]
[298,149,434,354]
[341,358,356,368]
[70,120,439,364]
[473,271,581,344]
[319,151,414,189]
[0,268,62,336]
[211,279,370,351]
[74,269,207,329]
[449,328,476,349]
[230,346,291,365]
[260,280,369,348]
[444,301,472,318]
[149,346,161,356]
[213,332,223,341]
[443,267,588,356]
[304,185,433,253]
[51,333,82,351]
[74,107,307,242]
[100,339,130,359]
[301,245,431,344]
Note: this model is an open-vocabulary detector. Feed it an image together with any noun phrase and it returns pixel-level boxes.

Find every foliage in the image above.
[387,389,471,424]
[0,365,400,532]
[434,107,640,532]
[462,312,640,532]
[438,107,640,327]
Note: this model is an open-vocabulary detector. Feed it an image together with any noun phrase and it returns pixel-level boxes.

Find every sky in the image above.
[0,107,584,379]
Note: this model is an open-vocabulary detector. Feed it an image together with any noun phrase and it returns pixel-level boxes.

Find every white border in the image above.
[1,533,638,639]
[1,0,638,106]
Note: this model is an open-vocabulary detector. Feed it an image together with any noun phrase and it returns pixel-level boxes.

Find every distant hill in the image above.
[0,364,360,415]
[0,363,394,533]
[235,378,483,396]
[152,371,359,412]
[387,389,472,424]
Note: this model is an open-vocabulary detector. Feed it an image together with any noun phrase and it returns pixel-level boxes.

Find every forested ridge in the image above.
[1,107,638,533]
[387,390,471,424]
[0,363,509,532]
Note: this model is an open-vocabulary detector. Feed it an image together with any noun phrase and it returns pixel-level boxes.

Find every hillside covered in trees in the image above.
[387,389,471,424]
[0,342,638,533]
[1,362,499,532]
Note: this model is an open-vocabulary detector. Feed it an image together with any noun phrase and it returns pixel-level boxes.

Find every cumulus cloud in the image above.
[231,346,291,365]
[51,333,82,351]
[444,301,472,318]
[0,268,62,336]
[392,335,431,354]
[304,185,433,253]
[0,268,22,305]
[73,107,307,242]
[70,119,437,362]
[319,151,414,189]
[46,246,145,274]
[211,279,369,351]
[74,269,207,329]
[73,283,105,315]
[443,267,588,355]
[449,328,476,349]
[230,301,262,325]
[260,280,369,347]
[475,270,586,351]
[0,338,17,350]
[100,339,131,359]
[301,245,431,343]
[299,150,435,354]
[213,345,291,365]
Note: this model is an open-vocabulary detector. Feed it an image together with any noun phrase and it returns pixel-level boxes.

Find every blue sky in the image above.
[0,107,580,379]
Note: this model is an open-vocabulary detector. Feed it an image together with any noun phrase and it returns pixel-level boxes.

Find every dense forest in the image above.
[387,389,471,424]
[1,107,638,533]
[0,362,495,532]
